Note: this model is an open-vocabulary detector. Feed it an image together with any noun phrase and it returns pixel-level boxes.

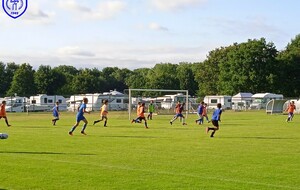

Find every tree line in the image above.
[1,35,300,98]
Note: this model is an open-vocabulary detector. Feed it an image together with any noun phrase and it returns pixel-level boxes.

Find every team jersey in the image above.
[52,105,59,117]
[175,104,181,114]
[136,105,140,115]
[287,104,296,113]
[138,106,145,117]
[77,103,86,118]
[197,104,203,114]
[0,104,6,116]
[202,106,207,116]
[179,104,184,113]
[211,108,222,121]
[100,104,108,116]
[148,104,155,112]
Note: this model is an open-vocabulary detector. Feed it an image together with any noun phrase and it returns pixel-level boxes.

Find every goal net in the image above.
[266,99,287,114]
[125,89,190,120]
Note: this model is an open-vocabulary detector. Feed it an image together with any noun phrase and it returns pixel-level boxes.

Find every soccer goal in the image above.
[125,89,189,120]
[266,99,287,114]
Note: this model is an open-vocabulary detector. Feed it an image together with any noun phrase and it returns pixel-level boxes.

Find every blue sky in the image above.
[0,0,299,70]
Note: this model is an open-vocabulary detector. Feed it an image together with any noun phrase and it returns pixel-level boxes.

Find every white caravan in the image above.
[4,96,28,112]
[250,93,283,109]
[67,90,128,112]
[204,95,232,109]
[28,94,67,111]
[159,93,190,109]
[232,92,253,110]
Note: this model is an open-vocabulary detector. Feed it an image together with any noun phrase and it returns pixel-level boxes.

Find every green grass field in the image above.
[0,111,300,190]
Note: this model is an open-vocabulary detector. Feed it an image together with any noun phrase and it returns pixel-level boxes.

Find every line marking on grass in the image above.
[24,156,300,190]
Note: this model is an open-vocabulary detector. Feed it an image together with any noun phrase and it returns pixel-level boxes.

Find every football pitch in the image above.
[0,111,299,190]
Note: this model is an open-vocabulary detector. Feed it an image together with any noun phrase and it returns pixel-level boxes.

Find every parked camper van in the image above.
[204,95,232,109]
[232,92,253,110]
[28,94,67,111]
[67,90,128,112]
[250,93,283,109]
[4,96,28,112]
[159,93,189,109]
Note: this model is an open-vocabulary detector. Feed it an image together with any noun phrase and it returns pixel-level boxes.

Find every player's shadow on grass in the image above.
[100,135,161,139]
[0,151,96,156]
[220,136,298,140]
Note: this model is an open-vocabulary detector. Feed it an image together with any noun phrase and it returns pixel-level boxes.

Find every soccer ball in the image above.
[0,133,8,139]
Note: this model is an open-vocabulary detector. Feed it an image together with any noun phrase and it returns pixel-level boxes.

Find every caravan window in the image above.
[44,98,47,104]
[211,99,218,103]
[227,99,231,103]
[116,99,122,103]
[48,99,53,103]
[58,100,62,103]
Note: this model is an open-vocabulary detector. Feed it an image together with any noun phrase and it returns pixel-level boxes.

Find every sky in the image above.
[0,0,299,70]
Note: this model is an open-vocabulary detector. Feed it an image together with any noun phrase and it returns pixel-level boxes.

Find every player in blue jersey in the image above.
[69,97,90,136]
[195,101,204,124]
[51,101,60,126]
[206,103,222,138]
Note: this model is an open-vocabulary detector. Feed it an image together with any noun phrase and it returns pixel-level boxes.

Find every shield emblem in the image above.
[2,0,28,19]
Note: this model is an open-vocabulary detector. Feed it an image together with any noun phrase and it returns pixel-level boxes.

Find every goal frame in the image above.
[127,88,189,120]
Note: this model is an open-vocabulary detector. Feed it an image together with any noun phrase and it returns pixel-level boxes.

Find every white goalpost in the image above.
[127,88,189,120]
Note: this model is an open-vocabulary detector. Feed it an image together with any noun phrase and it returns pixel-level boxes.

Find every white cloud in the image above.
[58,46,95,57]
[207,16,286,38]
[94,1,126,19]
[149,22,169,31]
[58,0,126,20]
[150,0,207,11]
[1,43,207,70]
[58,0,91,12]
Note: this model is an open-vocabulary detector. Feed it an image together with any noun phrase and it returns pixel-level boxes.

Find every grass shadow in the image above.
[220,136,298,140]
[99,135,162,139]
[0,151,96,156]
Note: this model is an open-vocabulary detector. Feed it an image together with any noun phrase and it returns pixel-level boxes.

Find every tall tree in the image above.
[53,65,79,95]
[125,68,151,96]
[147,63,179,92]
[218,38,278,95]
[0,62,5,97]
[34,65,65,94]
[277,34,300,97]
[111,68,132,92]
[4,62,19,95]
[176,62,198,96]
[195,46,230,97]
[7,63,36,97]
[72,69,102,94]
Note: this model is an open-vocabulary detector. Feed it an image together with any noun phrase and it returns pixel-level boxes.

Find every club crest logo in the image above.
[2,0,28,19]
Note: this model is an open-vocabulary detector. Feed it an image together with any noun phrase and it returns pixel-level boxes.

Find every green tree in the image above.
[147,63,179,93]
[176,62,198,96]
[4,62,19,95]
[125,68,151,96]
[101,67,121,92]
[195,46,229,97]
[72,69,102,94]
[111,68,132,92]
[53,65,79,95]
[0,62,5,97]
[7,63,36,97]
[218,38,278,95]
[34,65,65,94]
[277,34,300,97]
[195,39,279,97]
